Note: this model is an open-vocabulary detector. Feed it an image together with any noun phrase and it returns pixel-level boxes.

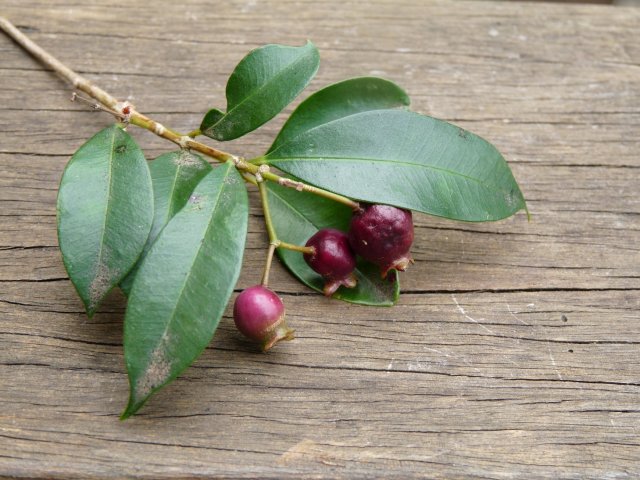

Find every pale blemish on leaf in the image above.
[135,334,173,402]
[174,150,206,168]
[88,250,119,313]
[220,191,232,205]
[223,173,238,185]
[504,188,519,209]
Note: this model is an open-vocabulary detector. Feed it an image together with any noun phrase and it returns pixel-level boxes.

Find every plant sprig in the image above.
[1,16,528,419]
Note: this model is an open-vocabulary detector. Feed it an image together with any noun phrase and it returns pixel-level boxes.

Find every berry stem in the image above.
[258,180,278,245]
[258,180,277,287]
[279,242,314,254]
[261,243,277,287]
[0,16,360,211]
[257,180,314,285]
[257,180,314,254]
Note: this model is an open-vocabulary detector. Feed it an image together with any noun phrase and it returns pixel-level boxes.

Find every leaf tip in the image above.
[120,392,146,420]
[80,295,97,318]
[514,187,530,222]
[119,405,136,421]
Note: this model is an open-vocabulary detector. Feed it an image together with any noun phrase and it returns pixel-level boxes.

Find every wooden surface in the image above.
[1,1,639,478]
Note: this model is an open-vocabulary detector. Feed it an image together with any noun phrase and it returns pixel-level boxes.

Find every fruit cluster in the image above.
[233,204,414,351]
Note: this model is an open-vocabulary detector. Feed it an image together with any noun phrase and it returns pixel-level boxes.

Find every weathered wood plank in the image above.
[0,0,638,478]
[1,291,639,478]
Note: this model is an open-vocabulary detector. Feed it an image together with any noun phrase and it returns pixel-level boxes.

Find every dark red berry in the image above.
[348,204,414,278]
[304,228,357,296]
[233,285,294,352]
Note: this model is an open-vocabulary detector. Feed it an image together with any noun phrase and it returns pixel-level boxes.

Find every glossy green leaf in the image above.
[270,77,410,152]
[266,180,399,306]
[57,125,153,317]
[120,151,212,295]
[265,110,527,222]
[201,42,320,141]
[122,163,248,418]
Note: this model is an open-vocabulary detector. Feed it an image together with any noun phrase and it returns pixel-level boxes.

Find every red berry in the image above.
[304,228,357,296]
[233,285,294,352]
[348,204,414,278]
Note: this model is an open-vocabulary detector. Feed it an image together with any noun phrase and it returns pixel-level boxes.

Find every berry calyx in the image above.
[233,285,294,352]
[303,228,357,296]
[348,204,414,278]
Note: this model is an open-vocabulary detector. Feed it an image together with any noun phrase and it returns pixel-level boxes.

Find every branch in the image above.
[0,16,360,211]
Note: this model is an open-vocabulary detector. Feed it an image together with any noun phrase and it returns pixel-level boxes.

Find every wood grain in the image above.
[1,0,639,478]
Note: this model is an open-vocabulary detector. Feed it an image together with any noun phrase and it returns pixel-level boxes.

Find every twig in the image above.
[0,16,360,211]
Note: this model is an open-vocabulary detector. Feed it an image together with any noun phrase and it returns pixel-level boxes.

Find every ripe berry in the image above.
[303,228,357,296]
[348,204,414,278]
[233,285,294,352]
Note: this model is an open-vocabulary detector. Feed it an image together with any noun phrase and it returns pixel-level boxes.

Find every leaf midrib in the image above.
[266,109,518,197]
[139,164,232,376]
[271,154,514,197]
[91,127,117,308]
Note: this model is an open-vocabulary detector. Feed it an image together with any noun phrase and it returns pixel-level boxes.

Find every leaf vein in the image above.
[89,126,117,311]
[272,155,514,196]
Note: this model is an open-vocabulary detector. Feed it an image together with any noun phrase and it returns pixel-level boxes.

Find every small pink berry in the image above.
[233,285,294,352]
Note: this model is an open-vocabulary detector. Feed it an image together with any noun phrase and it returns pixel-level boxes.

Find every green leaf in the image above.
[120,151,212,295]
[265,110,527,222]
[266,180,399,306]
[269,77,410,152]
[57,125,153,317]
[200,41,320,141]
[121,162,248,419]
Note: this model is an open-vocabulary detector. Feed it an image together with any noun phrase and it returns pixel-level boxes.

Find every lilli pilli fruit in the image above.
[233,285,294,352]
[304,228,357,296]
[349,204,414,278]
